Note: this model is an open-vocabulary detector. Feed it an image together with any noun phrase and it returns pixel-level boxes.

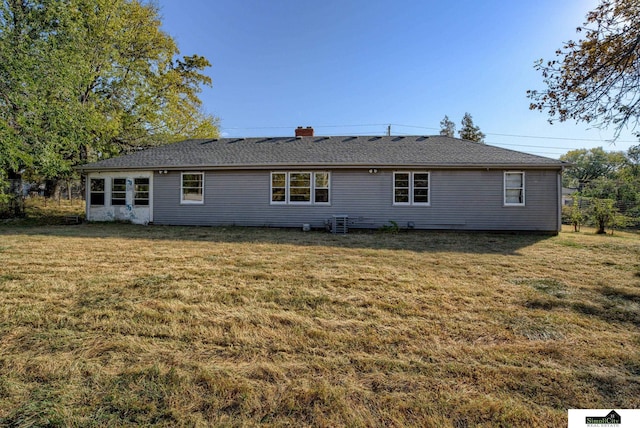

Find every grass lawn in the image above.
[0,208,639,426]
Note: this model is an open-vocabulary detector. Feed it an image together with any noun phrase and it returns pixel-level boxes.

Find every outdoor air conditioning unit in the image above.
[332,215,348,234]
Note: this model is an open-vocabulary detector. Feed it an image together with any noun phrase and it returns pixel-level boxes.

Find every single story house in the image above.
[77,127,567,232]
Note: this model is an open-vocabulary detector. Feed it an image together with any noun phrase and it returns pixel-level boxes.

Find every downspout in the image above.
[84,172,90,222]
[557,167,564,234]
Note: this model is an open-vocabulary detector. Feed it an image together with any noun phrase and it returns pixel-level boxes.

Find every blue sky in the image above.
[157,0,638,158]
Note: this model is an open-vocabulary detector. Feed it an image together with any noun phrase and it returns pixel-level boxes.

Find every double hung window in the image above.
[181,173,204,204]
[289,172,311,202]
[89,178,105,206]
[314,172,330,203]
[134,178,150,206]
[271,172,330,204]
[504,172,525,206]
[111,178,127,206]
[393,172,430,205]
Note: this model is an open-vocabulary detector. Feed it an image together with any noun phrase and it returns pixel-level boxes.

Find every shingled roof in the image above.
[77,135,566,171]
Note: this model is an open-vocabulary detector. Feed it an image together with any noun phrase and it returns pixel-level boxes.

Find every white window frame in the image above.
[133,177,150,207]
[288,171,313,204]
[314,171,330,204]
[270,172,287,205]
[393,171,430,206]
[181,172,205,205]
[89,178,105,206]
[504,171,525,206]
[270,171,331,205]
[111,178,127,206]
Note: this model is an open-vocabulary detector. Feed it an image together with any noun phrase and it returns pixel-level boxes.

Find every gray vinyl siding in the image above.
[152,168,560,232]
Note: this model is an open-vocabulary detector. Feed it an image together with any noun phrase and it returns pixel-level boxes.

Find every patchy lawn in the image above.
[0,220,638,427]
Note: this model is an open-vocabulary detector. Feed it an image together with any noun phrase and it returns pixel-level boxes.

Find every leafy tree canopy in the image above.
[458,112,485,143]
[560,147,627,189]
[0,0,218,194]
[528,0,640,137]
[562,145,640,230]
[625,144,640,177]
[439,115,456,137]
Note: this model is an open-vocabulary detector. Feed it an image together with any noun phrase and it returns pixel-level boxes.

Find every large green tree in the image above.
[458,112,485,143]
[527,0,640,137]
[560,147,627,190]
[563,145,640,230]
[0,0,218,197]
[625,144,640,177]
[439,115,456,137]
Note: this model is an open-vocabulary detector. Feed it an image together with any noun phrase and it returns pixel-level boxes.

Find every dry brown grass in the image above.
[0,217,638,427]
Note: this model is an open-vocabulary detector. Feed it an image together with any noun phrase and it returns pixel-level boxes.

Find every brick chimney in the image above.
[295,126,314,137]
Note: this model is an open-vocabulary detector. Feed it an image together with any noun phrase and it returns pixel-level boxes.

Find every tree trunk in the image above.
[49,180,63,203]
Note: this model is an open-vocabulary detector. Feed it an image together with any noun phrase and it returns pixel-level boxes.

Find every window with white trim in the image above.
[181,172,204,204]
[504,171,525,206]
[111,178,126,206]
[271,171,331,204]
[290,172,311,203]
[134,178,149,206]
[89,178,105,206]
[314,172,330,203]
[271,172,286,203]
[393,172,430,205]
